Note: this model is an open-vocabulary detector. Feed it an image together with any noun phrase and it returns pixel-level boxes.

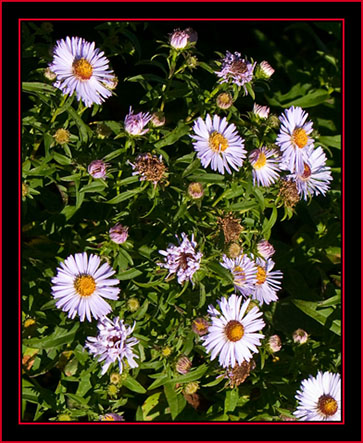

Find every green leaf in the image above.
[123,376,146,393]
[22,82,57,95]
[261,206,278,239]
[154,121,190,149]
[282,89,331,108]
[116,268,143,280]
[318,135,341,150]
[292,299,341,335]
[67,107,92,143]
[224,389,239,413]
[106,188,142,204]
[187,172,225,183]
[23,324,80,350]
[163,383,186,420]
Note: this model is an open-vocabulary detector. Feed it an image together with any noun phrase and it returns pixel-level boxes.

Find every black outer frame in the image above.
[2,1,361,442]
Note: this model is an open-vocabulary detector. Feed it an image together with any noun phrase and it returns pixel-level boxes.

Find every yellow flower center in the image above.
[317,395,338,417]
[225,320,245,342]
[74,275,96,297]
[103,414,116,421]
[72,58,93,80]
[292,128,308,149]
[256,266,267,284]
[209,131,229,152]
[253,152,267,170]
[233,265,246,285]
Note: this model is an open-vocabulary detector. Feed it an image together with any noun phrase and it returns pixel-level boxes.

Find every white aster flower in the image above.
[249,146,281,187]
[49,36,115,107]
[276,106,315,174]
[294,371,341,421]
[51,252,120,322]
[158,233,203,285]
[85,316,139,375]
[220,254,257,297]
[287,146,333,200]
[202,294,265,368]
[190,114,247,174]
[251,257,283,305]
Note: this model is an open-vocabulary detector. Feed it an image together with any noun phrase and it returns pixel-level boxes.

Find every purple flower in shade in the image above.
[220,254,257,297]
[257,239,275,260]
[215,51,256,93]
[169,27,198,49]
[276,106,315,174]
[99,412,125,422]
[251,257,283,305]
[158,233,203,286]
[85,316,139,375]
[124,106,152,136]
[88,160,108,179]
[287,146,332,200]
[109,223,129,244]
[51,252,120,322]
[249,146,281,187]
[190,114,247,175]
[49,36,115,107]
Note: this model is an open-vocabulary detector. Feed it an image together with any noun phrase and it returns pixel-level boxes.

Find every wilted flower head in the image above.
[225,359,256,388]
[268,334,282,353]
[216,51,256,93]
[187,182,204,199]
[85,316,139,375]
[293,328,309,344]
[217,213,243,243]
[192,317,209,336]
[129,153,167,187]
[184,382,199,395]
[257,239,275,259]
[158,233,203,286]
[227,242,242,259]
[253,103,270,119]
[216,92,234,110]
[88,159,108,179]
[150,111,166,127]
[49,36,115,107]
[124,106,152,136]
[109,223,129,244]
[169,27,198,49]
[279,179,300,208]
[176,355,192,374]
[53,128,70,145]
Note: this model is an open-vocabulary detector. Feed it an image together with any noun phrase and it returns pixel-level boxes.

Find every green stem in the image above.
[50,94,68,124]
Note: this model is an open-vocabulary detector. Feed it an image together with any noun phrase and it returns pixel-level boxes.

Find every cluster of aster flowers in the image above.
[46,32,340,422]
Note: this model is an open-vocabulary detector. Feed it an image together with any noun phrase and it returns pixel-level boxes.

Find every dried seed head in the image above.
[279,179,300,208]
[131,153,167,186]
[227,360,256,388]
[218,213,243,243]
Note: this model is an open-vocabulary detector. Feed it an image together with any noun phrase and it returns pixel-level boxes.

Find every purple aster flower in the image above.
[216,51,256,93]
[276,106,315,174]
[49,36,115,107]
[51,252,120,322]
[158,233,203,285]
[190,114,246,175]
[220,254,257,297]
[202,294,265,368]
[249,146,281,187]
[85,316,139,375]
[124,106,152,136]
[287,146,332,200]
[251,257,283,305]
[99,412,125,422]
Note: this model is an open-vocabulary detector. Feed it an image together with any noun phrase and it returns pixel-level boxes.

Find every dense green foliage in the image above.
[21,20,341,422]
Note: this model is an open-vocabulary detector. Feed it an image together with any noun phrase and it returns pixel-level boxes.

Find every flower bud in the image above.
[227,242,242,259]
[88,160,108,179]
[268,334,282,353]
[150,111,166,127]
[176,355,192,375]
[53,128,70,145]
[127,297,140,313]
[187,182,204,199]
[183,381,199,395]
[109,223,129,244]
[292,328,309,344]
[216,92,234,110]
[257,239,275,259]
